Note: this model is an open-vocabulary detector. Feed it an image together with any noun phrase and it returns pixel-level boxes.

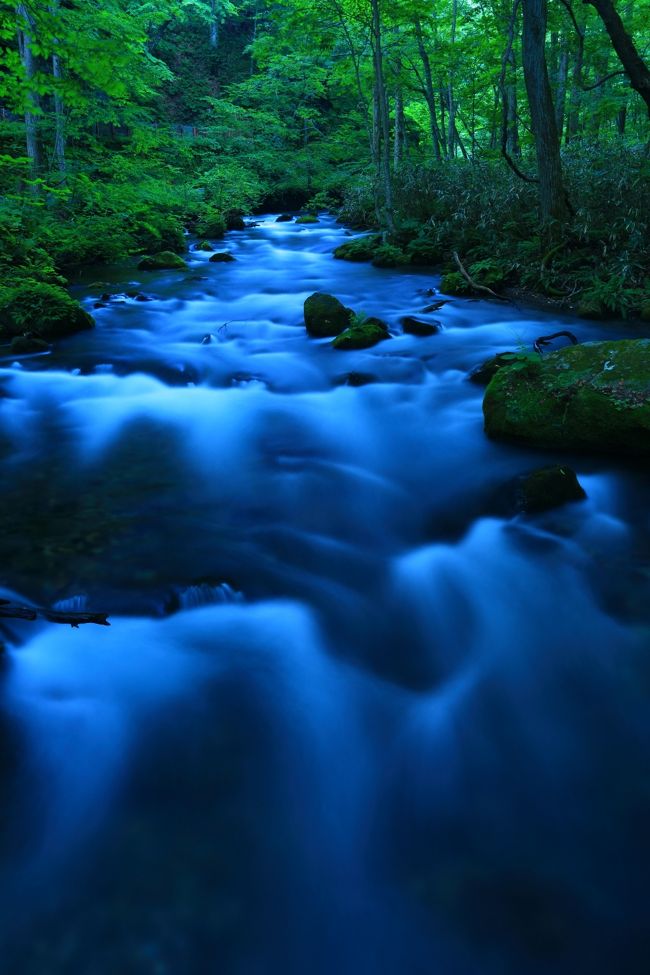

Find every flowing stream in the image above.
[0,215,649,974]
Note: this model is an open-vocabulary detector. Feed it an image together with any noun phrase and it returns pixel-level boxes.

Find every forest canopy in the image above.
[0,0,648,320]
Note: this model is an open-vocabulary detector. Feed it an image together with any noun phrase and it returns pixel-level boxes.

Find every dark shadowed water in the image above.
[0,215,649,974]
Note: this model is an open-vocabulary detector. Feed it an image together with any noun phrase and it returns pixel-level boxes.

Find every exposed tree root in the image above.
[453,251,509,301]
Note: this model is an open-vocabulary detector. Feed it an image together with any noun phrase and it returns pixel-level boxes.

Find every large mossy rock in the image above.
[296,215,319,224]
[483,340,650,454]
[334,236,381,263]
[304,292,353,337]
[0,282,94,342]
[332,318,389,350]
[469,351,529,385]
[138,251,189,271]
[515,465,587,514]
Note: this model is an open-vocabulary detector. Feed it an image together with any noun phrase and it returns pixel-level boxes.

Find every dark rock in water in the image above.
[134,294,153,302]
[483,339,650,455]
[226,214,246,231]
[209,251,236,263]
[101,293,112,302]
[401,316,441,337]
[332,317,390,350]
[193,241,214,252]
[138,251,188,271]
[276,214,293,223]
[469,351,528,385]
[9,333,51,355]
[304,292,354,337]
[422,300,448,313]
[334,372,377,387]
[516,465,587,514]
[94,301,109,309]
[125,291,154,302]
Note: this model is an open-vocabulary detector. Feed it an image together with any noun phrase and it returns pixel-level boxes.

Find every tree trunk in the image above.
[584,0,650,114]
[521,0,568,226]
[209,0,218,48]
[555,41,569,141]
[565,17,586,141]
[370,0,395,232]
[414,17,442,161]
[394,85,405,168]
[17,3,41,188]
[52,53,66,180]
[447,0,458,158]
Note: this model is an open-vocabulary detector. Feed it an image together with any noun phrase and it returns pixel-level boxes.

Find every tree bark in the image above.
[17,3,41,188]
[370,0,395,232]
[414,17,443,161]
[522,0,568,226]
[555,42,569,140]
[209,0,219,48]
[584,0,650,114]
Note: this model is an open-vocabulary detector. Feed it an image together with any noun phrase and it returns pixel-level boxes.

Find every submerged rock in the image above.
[193,240,214,252]
[9,333,51,355]
[516,465,587,514]
[138,251,188,271]
[304,292,353,337]
[226,213,246,230]
[483,339,650,455]
[276,214,293,223]
[401,316,441,337]
[209,251,236,263]
[334,372,377,387]
[332,317,389,350]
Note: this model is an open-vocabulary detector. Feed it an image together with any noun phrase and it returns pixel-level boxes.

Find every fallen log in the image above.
[452,252,509,301]
[0,598,110,628]
[533,330,578,355]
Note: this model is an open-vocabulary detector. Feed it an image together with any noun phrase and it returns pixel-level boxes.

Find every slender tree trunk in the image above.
[555,41,569,141]
[209,0,218,48]
[506,47,521,154]
[584,0,650,114]
[566,17,586,141]
[521,0,568,226]
[17,3,41,188]
[414,17,442,161]
[447,0,458,158]
[393,85,404,168]
[370,0,394,232]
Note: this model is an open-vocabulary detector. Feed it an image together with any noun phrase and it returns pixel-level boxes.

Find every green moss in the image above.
[195,209,226,239]
[640,300,650,323]
[469,352,531,385]
[483,339,650,455]
[407,237,444,266]
[194,240,214,251]
[371,244,409,268]
[332,317,389,350]
[296,215,320,224]
[0,282,94,341]
[440,271,472,296]
[334,236,381,262]
[577,299,608,320]
[304,292,354,337]
[8,334,51,355]
[137,251,189,271]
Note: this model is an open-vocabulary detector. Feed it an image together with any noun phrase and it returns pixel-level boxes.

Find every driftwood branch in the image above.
[0,598,110,628]
[452,252,508,301]
[533,330,578,354]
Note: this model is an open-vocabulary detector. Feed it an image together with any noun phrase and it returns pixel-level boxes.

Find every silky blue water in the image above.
[0,216,649,974]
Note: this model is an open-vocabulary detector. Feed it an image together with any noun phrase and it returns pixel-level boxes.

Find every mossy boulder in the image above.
[195,209,226,239]
[334,236,381,262]
[483,340,650,455]
[226,212,246,231]
[209,251,236,263]
[0,282,94,342]
[296,215,320,224]
[138,251,189,271]
[304,292,354,337]
[194,240,214,252]
[440,271,472,296]
[332,317,389,350]
[469,351,529,386]
[515,465,587,514]
[371,244,409,269]
[401,316,441,337]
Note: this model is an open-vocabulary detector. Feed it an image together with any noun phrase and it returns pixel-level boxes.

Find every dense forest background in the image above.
[0,0,648,325]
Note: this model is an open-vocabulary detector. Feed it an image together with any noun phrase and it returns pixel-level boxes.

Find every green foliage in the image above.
[0,281,94,341]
